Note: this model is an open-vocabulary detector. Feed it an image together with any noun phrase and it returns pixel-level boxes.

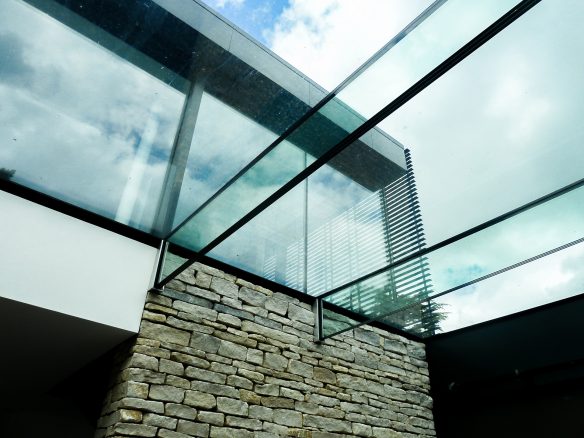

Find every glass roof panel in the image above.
[321,180,584,338]
[432,240,584,336]
[207,129,407,294]
[162,0,528,283]
[336,0,522,119]
[381,0,584,246]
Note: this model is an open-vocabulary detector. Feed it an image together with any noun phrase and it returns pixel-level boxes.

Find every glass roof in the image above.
[3,0,583,340]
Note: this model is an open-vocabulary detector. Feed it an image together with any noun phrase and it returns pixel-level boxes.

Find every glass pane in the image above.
[208,182,307,291]
[322,302,366,339]
[432,240,584,335]
[323,182,584,333]
[336,0,522,117]
[160,248,189,284]
[203,127,411,295]
[166,0,523,260]
[0,0,185,233]
[172,91,280,227]
[306,137,411,296]
[380,0,584,245]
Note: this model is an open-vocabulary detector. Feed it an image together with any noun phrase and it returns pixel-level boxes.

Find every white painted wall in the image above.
[0,191,158,332]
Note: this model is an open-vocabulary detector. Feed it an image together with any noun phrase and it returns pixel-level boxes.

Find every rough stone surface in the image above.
[95,264,434,438]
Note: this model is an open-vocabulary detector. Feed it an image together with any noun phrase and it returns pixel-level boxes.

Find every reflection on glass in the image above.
[161,249,189,284]
[337,0,522,117]
[173,92,280,227]
[432,240,584,335]
[381,0,584,245]
[323,182,584,338]
[208,182,306,291]
[200,130,409,295]
[165,0,524,259]
[0,0,185,232]
[322,303,364,339]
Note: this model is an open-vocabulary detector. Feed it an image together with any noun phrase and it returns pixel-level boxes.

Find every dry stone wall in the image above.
[95,263,435,438]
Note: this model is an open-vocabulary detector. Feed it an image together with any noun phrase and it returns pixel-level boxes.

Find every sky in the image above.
[1,0,583,334]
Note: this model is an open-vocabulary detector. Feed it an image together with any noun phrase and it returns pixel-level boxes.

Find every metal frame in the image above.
[155,0,541,291]
[318,235,584,341]
[319,175,584,301]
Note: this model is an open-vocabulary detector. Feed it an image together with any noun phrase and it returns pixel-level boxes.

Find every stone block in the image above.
[288,360,313,379]
[210,277,239,299]
[307,394,341,407]
[191,381,239,398]
[218,340,247,360]
[112,423,157,437]
[239,287,267,307]
[246,349,263,365]
[186,285,221,303]
[165,403,197,420]
[184,390,217,409]
[210,426,254,438]
[216,397,249,416]
[143,310,166,323]
[185,367,226,384]
[255,383,279,396]
[158,429,192,438]
[287,304,314,325]
[170,352,211,369]
[264,352,288,371]
[160,359,184,376]
[248,405,272,422]
[122,368,165,385]
[225,415,262,430]
[237,368,265,383]
[217,313,242,328]
[227,375,253,390]
[146,292,173,307]
[264,298,289,316]
[295,401,319,414]
[140,321,190,346]
[174,301,218,321]
[190,333,221,353]
[303,415,351,433]
[118,397,164,414]
[195,271,213,289]
[177,419,210,437]
[273,409,302,427]
[354,328,381,347]
[262,421,289,435]
[241,321,299,346]
[149,385,185,403]
[214,304,254,321]
[142,413,177,429]
[198,411,225,426]
[261,397,294,409]
[280,387,303,401]
[371,427,401,438]
[239,389,261,404]
[313,367,336,384]
[166,375,190,390]
[118,409,142,423]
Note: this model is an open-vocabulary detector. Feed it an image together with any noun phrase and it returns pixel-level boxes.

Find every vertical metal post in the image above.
[154,73,206,235]
[313,298,324,342]
[152,240,168,292]
[303,152,309,294]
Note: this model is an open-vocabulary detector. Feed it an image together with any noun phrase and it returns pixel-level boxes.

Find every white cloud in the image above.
[0,0,184,231]
[436,242,584,333]
[266,0,432,90]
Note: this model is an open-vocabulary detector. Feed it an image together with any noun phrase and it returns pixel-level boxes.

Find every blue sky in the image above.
[201,0,289,45]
